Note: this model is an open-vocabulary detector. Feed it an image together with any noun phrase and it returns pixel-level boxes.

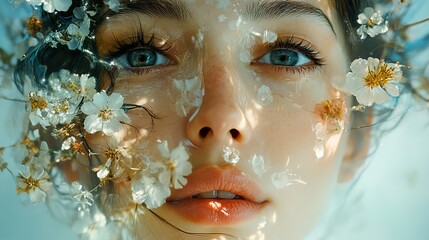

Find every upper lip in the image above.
[167,165,267,203]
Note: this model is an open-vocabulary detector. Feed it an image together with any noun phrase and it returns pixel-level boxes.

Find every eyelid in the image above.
[103,30,172,59]
[252,36,325,69]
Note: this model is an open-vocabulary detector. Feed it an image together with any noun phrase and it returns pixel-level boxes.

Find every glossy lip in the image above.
[166,165,268,224]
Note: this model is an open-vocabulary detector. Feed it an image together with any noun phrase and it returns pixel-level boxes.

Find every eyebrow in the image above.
[99,0,190,24]
[244,0,336,36]
[99,0,335,36]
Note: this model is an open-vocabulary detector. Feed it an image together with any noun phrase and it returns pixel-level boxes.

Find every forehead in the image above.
[103,0,338,35]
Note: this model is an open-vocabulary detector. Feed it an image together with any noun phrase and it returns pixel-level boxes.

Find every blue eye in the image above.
[259,49,311,66]
[116,48,169,68]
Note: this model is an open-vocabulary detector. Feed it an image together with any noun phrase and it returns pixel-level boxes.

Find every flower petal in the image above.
[372,86,389,104]
[385,83,399,97]
[350,58,368,78]
[92,92,108,109]
[84,115,102,133]
[355,87,374,106]
[344,72,365,94]
[107,93,124,109]
[81,102,99,115]
[157,141,171,159]
[103,119,121,135]
[364,7,375,18]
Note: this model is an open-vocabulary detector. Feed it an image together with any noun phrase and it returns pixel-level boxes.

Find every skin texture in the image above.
[89,0,356,239]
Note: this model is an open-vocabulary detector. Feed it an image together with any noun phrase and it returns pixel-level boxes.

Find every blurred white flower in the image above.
[131,175,171,209]
[157,141,192,189]
[50,69,96,100]
[93,158,112,180]
[65,7,91,50]
[70,182,94,211]
[16,165,52,203]
[357,7,388,39]
[172,76,202,117]
[103,0,121,11]
[223,146,240,164]
[16,0,72,13]
[81,91,130,135]
[250,154,267,177]
[42,0,72,13]
[336,57,402,106]
[271,171,289,189]
[28,90,50,128]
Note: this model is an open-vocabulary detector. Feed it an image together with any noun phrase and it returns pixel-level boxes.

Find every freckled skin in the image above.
[91,0,355,239]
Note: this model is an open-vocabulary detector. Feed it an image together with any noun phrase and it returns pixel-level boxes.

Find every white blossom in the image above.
[157,141,192,189]
[65,7,91,50]
[172,76,202,117]
[223,146,240,164]
[335,58,402,106]
[93,158,112,180]
[131,175,171,209]
[28,90,50,128]
[250,154,267,177]
[70,182,94,211]
[81,91,131,135]
[357,7,388,39]
[103,0,121,11]
[42,0,73,13]
[31,141,51,169]
[17,0,72,13]
[16,166,52,203]
[50,69,96,100]
[257,85,273,105]
[271,171,289,189]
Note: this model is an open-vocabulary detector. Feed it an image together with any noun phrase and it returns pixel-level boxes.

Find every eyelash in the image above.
[105,29,171,75]
[105,30,325,75]
[261,36,326,74]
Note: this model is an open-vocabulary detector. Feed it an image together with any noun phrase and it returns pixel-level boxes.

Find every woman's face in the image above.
[92,0,351,239]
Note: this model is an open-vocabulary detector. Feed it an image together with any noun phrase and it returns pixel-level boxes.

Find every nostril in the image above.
[229,129,240,139]
[199,127,211,138]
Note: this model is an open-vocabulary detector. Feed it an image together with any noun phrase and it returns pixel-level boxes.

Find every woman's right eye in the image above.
[116,48,170,69]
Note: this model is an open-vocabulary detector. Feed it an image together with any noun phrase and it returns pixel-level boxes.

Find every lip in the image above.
[166,165,268,224]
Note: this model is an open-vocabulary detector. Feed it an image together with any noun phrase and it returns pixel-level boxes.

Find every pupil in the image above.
[270,50,298,66]
[128,49,157,67]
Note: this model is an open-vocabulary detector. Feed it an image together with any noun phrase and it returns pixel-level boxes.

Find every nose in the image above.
[186,64,251,148]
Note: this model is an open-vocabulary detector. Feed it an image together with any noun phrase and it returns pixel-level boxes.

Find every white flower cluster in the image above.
[27,69,96,128]
[131,141,192,209]
[14,0,72,13]
[335,57,402,107]
[357,7,389,39]
[331,7,402,107]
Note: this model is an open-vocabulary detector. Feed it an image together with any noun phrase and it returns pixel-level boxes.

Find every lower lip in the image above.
[166,198,265,224]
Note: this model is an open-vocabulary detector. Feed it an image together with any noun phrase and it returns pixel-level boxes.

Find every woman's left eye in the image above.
[116,48,170,68]
[257,49,311,67]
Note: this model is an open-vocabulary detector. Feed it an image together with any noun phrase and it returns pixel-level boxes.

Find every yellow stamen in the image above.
[167,160,178,170]
[17,175,44,194]
[29,93,47,111]
[21,137,39,154]
[104,148,121,161]
[26,16,43,36]
[316,98,345,123]
[98,108,113,121]
[364,63,395,88]
[68,82,80,93]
